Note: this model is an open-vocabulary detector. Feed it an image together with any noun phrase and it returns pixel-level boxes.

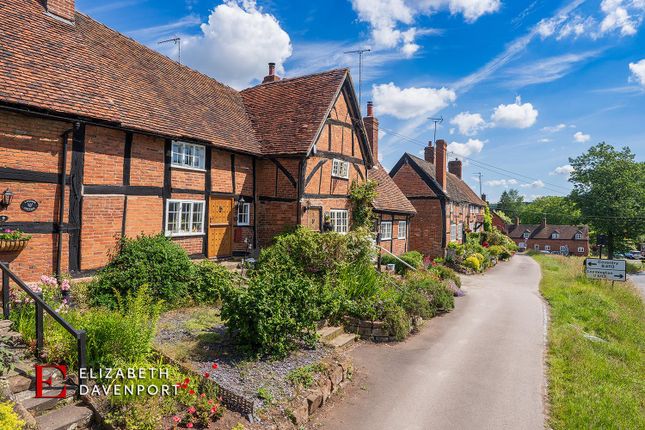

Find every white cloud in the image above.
[550,164,575,176]
[599,0,641,36]
[447,138,485,158]
[573,131,591,142]
[372,83,456,119]
[629,59,645,86]
[485,178,518,187]
[541,123,568,132]
[502,51,601,88]
[538,138,552,143]
[350,0,499,56]
[520,180,545,189]
[175,1,292,89]
[491,96,539,128]
[450,112,486,136]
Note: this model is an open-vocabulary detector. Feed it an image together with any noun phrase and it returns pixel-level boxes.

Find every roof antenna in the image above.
[344,48,371,109]
[159,37,181,64]
[428,116,443,143]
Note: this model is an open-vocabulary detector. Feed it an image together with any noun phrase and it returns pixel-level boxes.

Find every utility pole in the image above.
[159,37,181,64]
[344,48,370,108]
[474,172,483,196]
[429,116,443,143]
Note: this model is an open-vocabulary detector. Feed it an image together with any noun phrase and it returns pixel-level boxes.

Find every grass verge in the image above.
[533,254,645,429]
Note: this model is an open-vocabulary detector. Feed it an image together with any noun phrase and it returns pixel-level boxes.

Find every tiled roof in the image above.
[369,164,416,215]
[241,69,349,155]
[507,224,589,240]
[0,0,259,153]
[407,154,486,206]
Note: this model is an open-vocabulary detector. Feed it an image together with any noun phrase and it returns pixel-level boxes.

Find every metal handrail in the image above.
[1,262,86,386]
[376,244,418,272]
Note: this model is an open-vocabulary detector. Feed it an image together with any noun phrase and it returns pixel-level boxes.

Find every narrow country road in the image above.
[311,255,546,430]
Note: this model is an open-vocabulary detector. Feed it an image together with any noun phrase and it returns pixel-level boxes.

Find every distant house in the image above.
[491,211,510,233]
[389,141,487,258]
[507,218,589,255]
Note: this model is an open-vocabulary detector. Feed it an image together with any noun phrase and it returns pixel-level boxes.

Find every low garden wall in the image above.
[343,316,425,342]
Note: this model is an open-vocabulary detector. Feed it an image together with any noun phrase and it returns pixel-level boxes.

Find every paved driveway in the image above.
[312,255,546,430]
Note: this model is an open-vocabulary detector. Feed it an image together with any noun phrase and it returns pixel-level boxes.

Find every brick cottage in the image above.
[507,218,590,256]
[390,141,487,259]
[0,0,421,281]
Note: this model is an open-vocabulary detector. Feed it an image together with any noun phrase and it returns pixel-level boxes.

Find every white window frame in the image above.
[457,222,463,242]
[331,159,350,179]
[165,199,205,236]
[329,209,348,234]
[237,202,251,226]
[397,221,407,240]
[450,223,457,242]
[560,245,568,252]
[171,141,206,171]
[577,247,585,253]
[523,232,530,239]
[534,244,540,250]
[380,221,392,241]
[544,245,551,251]
[575,233,582,240]
[551,232,560,239]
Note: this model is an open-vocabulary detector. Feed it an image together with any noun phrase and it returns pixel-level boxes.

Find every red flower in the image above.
[187,406,196,414]
[181,383,188,390]
[211,406,218,413]
[211,363,218,369]
[203,372,210,378]
[184,377,190,384]
[201,393,206,398]
[172,416,181,423]
[189,389,195,395]
[207,399,213,405]
[187,423,193,429]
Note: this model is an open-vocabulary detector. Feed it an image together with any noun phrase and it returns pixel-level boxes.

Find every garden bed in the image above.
[154,306,339,413]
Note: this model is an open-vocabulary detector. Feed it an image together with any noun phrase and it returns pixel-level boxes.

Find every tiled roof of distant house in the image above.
[369,164,417,214]
[507,224,589,240]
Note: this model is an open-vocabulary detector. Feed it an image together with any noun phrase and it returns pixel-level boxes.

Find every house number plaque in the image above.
[20,199,39,212]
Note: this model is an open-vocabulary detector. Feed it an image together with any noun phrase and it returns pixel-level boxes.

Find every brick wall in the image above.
[124,196,163,237]
[171,236,203,256]
[391,163,434,196]
[256,200,297,247]
[171,167,205,191]
[376,213,409,256]
[234,153,253,196]
[81,196,125,270]
[84,125,125,185]
[130,134,164,187]
[211,149,233,194]
[515,238,589,256]
[407,198,444,258]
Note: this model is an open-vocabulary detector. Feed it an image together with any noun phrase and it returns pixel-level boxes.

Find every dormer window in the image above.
[575,232,582,240]
[551,232,560,239]
[523,231,530,239]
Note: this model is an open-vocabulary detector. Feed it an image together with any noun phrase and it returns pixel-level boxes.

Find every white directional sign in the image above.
[585,258,627,281]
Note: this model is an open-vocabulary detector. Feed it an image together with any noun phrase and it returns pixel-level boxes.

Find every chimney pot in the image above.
[45,0,75,22]
[541,216,547,228]
[435,139,447,192]
[515,217,520,227]
[363,101,379,162]
[262,62,280,83]
[424,141,435,163]
[448,158,462,179]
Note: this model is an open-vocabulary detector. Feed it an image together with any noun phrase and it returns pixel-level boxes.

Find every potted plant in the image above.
[0,229,31,252]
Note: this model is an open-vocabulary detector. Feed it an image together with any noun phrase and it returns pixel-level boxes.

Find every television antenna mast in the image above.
[159,37,181,64]
[474,172,483,196]
[344,48,371,108]
[428,116,443,143]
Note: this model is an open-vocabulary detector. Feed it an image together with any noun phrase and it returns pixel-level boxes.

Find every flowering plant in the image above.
[172,373,224,428]
[0,229,32,241]
[10,274,71,312]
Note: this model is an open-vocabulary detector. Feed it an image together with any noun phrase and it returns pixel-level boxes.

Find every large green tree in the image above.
[520,196,582,225]
[496,189,524,219]
[568,143,645,258]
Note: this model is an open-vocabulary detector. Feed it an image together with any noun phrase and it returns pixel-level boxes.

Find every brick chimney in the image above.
[262,62,280,84]
[435,139,447,191]
[363,101,379,161]
[448,158,462,179]
[514,217,520,228]
[424,141,435,163]
[541,216,547,228]
[44,0,75,22]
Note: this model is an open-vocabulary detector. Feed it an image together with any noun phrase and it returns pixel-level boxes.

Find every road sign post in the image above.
[584,258,627,282]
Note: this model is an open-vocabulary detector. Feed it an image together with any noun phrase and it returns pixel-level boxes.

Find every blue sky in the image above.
[76,0,645,202]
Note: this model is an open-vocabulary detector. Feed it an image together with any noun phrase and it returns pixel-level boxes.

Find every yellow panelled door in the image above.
[305,207,322,232]
[208,197,233,258]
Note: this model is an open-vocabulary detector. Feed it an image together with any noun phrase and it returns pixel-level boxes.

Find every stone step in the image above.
[0,319,12,329]
[22,386,76,416]
[36,404,93,430]
[316,326,344,342]
[1,331,23,343]
[8,373,33,393]
[324,333,358,350]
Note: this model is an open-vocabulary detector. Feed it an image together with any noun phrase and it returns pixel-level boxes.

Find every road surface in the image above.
[629,271,645,300]
[312,255,546,430]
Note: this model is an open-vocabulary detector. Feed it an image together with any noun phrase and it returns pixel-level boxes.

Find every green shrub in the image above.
[403,271,454,316]
[381,300,410,341]
[221,261,328,358]
[287,363,325,388]
[91,234,194,308]
[0,401,24,430]
[464,255,481,271]
[472,252,485,265]
[379,251,423,275]
[192,260,239,304]
[487,245,504,257]
[428,264,461,288]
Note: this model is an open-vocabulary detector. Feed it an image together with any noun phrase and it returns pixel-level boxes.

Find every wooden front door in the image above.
[208,197,233,258]
[305,207,322,232]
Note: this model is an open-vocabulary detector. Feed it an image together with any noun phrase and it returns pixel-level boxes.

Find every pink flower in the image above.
[172,416,181,423]
[186,423,193,429]
[3,229,12,233]
[187,406,196,414]
[207,399,213,405]
[210,406,218,413]
[60,280,71,291]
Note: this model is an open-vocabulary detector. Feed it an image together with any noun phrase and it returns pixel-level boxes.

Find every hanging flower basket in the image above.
[0,229,31,252]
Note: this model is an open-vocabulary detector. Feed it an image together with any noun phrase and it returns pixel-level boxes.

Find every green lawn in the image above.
[533,254,645,429]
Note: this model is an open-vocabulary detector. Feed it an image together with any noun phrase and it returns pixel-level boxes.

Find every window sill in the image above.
[236,223,251,227]
[331,175,349,180]
[165,232,205,238]
[171,165,207,173]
